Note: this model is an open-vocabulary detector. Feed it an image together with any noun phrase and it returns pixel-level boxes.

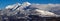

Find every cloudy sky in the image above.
[0,0,60,9]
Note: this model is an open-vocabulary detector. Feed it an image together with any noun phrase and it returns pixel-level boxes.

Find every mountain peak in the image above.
[5,3,21,9]
[5,2,31,10]
[22,2,31,6]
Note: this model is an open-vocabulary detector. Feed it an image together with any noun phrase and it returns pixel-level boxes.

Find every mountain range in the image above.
[0,2,60,17]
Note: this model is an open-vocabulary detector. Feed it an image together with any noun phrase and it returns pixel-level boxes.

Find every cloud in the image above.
[29,3,60,11]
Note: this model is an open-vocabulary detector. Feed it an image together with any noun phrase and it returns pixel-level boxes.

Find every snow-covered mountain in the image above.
[1,2,60,21]
[0,2,60,17]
